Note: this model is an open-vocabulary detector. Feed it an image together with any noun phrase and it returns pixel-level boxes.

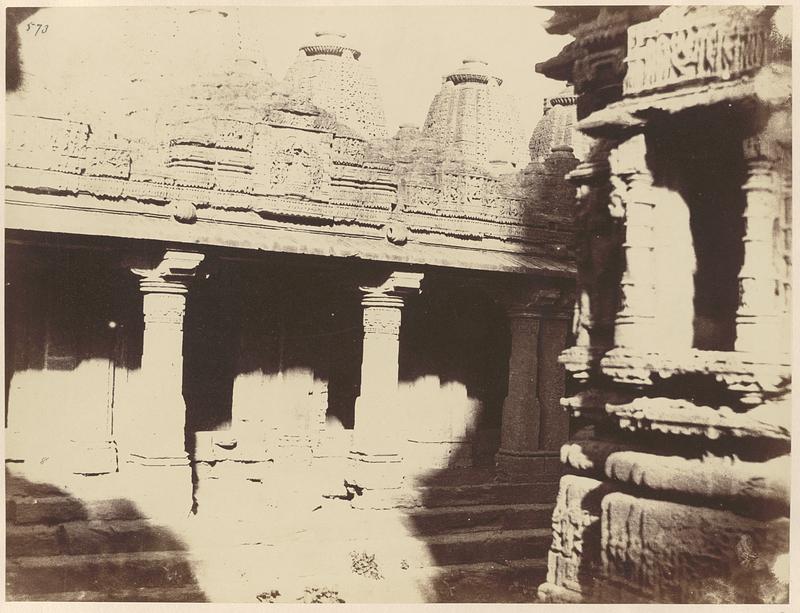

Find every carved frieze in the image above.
[624,6,774,96]
[7,114,131,179]
[400,173,526,227]
[6,111,576,265]
[600,493,789,602]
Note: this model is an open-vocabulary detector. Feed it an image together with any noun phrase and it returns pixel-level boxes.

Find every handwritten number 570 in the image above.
[26,23,49,35]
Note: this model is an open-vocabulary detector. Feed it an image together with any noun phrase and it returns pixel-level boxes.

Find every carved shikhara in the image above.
[538,5,790,604]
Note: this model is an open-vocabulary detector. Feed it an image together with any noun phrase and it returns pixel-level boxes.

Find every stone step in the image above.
[409,467,498,487]
[6,519,188,558]
[6,551,198,596]
[422,527,551,567]
[10,585,208,603]
[398,480,560,509]
[5,473,68,499]
[414,557,548,603]
[404,502,554,536]
[8,496,145,526]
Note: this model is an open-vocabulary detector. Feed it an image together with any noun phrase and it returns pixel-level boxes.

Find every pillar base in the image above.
[495,449,562,482]
[349,486,403,510]
[125,455,193,518]
[346,450,404,509]
[68,440,118,475]
[406,439,473,471]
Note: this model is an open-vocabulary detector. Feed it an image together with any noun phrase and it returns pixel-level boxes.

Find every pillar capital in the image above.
[743,131,783,166]
[608,132,648,178]
[359,271,424,302]
[131,250,205,293]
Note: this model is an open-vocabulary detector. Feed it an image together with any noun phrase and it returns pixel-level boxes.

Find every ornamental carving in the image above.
[402,173,523,224]
[268,135,325,195]
[142,293,187,326]
[332,136,366,166]
[362,306,402,337]
[624,7,773,96]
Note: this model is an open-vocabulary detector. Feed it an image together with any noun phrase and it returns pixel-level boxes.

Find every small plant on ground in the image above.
[350,550,383,580]
[299,587,345,603]
[256,589,280,603]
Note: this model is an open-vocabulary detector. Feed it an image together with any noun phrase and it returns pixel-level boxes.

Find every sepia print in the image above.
[3,4,792,605]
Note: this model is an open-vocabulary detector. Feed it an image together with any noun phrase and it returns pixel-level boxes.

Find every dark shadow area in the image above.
[647,104,747,352]
[399,277,510,467]
[5,467,207,602]
[6,7,39,93]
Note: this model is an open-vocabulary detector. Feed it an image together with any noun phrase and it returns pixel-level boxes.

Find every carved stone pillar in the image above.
[496,288,573,480]
[348,271,423,507]
[562,152,618,375]
[609,134,656,351]
[737,134,784,355]
[128,250,204,516]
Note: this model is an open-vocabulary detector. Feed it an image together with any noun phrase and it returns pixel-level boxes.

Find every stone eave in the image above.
[5,186,576,279]
[534,42,577,82]
[575,65,791,137]
[541,7,600,36]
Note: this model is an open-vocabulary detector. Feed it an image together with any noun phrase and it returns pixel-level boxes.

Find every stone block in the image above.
[600,492,790,603]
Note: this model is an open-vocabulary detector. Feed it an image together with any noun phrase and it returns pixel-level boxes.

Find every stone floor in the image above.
[6,463,558,603]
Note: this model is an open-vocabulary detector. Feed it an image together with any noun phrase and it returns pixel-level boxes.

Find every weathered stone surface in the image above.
[543,474,618,599]
[284,32,387,140]
[396,480,560,510]
[604,452,789,507]
[599,493,789,603]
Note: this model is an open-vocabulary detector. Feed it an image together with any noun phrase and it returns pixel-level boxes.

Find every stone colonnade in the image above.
[6,249,574,513]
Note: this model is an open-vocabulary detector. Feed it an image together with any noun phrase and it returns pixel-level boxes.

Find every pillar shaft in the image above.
[499,311,542,456]
[609,134,657,351]
[127,250,203,517]
[736,139,783,355]
[496,288,573,480]
[538,318,570,451]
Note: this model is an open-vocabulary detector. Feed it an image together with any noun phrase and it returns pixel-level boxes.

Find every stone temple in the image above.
[3,5,792,605]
